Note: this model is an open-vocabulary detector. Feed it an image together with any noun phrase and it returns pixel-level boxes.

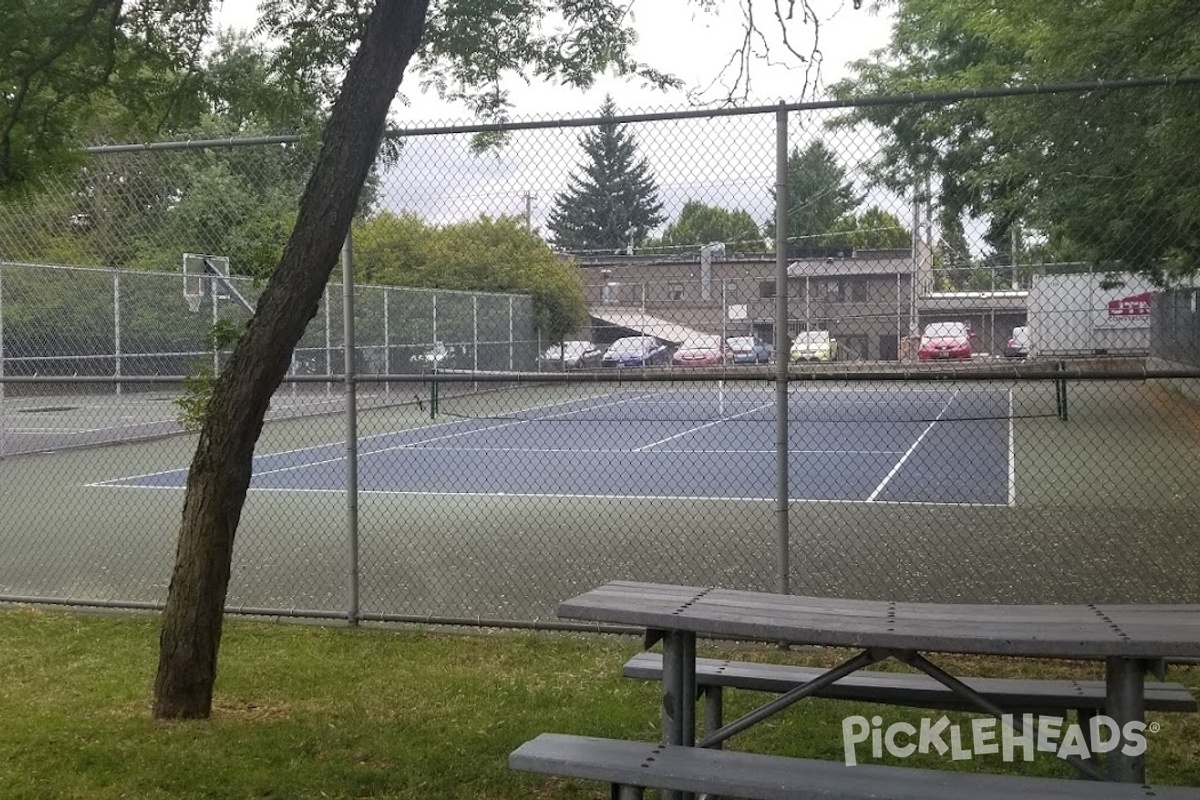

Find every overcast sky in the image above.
[214,1,902,242]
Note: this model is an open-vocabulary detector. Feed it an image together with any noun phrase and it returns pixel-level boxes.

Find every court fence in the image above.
[2,78,1200,628]
[0,259,535,406]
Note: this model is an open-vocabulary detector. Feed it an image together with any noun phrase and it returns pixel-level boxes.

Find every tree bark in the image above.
[152,0,431,720]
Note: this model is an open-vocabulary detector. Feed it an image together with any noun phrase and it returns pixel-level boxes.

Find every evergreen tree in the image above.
[769,139,860,245]
[548,97,665,252]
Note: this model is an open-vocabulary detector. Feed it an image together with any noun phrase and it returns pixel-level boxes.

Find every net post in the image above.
[1056,359,1069,421]
[430,370,439,419]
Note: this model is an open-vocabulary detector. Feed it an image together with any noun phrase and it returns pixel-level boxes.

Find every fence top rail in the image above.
[0,260,529,301]
[4,366,1198,384]
[79,75,1200,153]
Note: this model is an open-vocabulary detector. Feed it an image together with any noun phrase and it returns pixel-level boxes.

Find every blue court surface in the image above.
[99,386,1014,506]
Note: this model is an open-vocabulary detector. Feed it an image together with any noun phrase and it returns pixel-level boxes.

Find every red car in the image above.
[671,335,732,367]
[918,322,975,361]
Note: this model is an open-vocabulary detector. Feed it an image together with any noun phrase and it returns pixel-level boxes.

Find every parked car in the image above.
[671,335,733,367]
[790,330,838,363]
[727,335,774,364]
[541,340,603,370]
[1004,326,1030,359]
[601,336,671,367]
[918,321,976,361]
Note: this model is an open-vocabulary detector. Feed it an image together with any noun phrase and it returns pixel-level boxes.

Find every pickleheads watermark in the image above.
[841,714,1151,766]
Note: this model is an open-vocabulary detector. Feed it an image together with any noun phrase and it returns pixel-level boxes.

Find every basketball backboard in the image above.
[183,253,231,311]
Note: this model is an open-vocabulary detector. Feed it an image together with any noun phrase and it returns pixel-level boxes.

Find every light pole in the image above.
[805,275,811,333]
[721,281,727,344]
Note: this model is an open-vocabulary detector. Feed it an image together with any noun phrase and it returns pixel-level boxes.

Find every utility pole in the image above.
[522,191,535,232]
[1011,223,1021,290]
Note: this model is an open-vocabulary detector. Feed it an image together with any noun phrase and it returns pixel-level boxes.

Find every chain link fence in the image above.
[2,80,1199,625]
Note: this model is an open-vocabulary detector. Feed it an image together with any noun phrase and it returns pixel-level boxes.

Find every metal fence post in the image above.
[341,232,360,627]
[113,271,122,396]
[383,288,391,396]
[212,271,220,375]
[0,261,4,404]
[431,292,438,419]
[774,102,790,596]
[324,285,332,396]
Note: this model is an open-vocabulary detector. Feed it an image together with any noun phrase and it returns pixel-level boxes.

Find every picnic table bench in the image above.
[511,732,1200,799]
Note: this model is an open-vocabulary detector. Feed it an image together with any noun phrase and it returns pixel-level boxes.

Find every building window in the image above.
[759,280,776,298]
[824,279,845,302]
[602,282,620,304]
[668,283,685,301]
[842,335,870,361]
[822,277,868,302]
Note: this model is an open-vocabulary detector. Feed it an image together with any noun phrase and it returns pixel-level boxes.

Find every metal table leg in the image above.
[661,629,696,800]
[1106,657,1146,782]
[661,629,697,746]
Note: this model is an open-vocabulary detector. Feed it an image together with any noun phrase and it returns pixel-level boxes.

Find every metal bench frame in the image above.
[623,651,1198,747]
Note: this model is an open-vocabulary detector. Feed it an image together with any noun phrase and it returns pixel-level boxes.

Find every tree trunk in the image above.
[152,0,430,720]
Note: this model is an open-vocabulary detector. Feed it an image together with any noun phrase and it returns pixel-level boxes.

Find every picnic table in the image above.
[555,581,1200,785]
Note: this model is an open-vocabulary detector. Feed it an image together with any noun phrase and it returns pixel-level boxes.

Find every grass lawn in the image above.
[1,607,1197,798]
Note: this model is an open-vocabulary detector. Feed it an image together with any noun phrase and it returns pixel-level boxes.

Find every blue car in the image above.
[727,335,774,364]
[601,336,671,367]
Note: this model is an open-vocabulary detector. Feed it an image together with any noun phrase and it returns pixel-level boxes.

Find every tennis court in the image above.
[97,383,1016,506]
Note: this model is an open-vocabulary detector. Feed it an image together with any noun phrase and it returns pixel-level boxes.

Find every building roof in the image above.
[571,248,915,273]
[787,255,915,277]
[919,291,1029,312]
[590,309,712,345]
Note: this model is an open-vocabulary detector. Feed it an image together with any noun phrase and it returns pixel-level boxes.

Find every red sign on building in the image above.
[1107,292,1152,317]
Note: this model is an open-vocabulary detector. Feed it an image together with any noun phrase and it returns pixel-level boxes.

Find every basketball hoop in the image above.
[183,252,230,313]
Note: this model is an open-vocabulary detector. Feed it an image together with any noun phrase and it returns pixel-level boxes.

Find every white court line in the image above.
[786,386,963,396]
[633,402,774,452]
[1008,388,1016,507]
[381,446,905,455]
[3,421,177,435]
[866,388,960,502]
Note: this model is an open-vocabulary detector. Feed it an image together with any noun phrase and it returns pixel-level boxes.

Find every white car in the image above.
[1005,326,1030,359]
[542,341,603,369]
[411,342,452,366]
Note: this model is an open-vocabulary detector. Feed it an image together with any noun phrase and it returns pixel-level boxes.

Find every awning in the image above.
[590,309,711,345]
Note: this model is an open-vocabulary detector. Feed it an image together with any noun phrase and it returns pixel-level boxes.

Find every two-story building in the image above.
[572,246,1027,360]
